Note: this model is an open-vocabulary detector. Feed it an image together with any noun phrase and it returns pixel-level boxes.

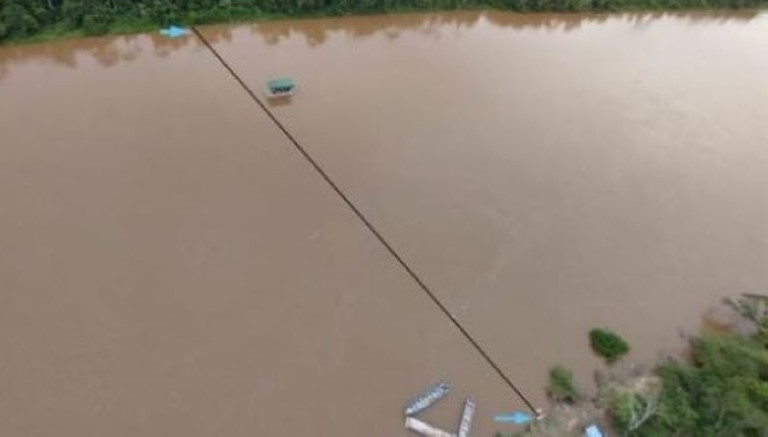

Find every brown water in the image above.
[0,32,519,436]
[2,10,768,436]
[199,9,768,397]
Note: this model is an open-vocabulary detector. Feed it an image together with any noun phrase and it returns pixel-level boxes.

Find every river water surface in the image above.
[2,10,768,437]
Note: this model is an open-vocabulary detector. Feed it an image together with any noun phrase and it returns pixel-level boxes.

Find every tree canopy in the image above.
[627,334,768,436]
[2,0,766,43]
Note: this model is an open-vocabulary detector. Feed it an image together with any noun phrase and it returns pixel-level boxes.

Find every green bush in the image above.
[590,328,630,363]
[631,335,768,435]
[610,391,638,432]
[547,365,581,403]
[609,391,661,433]
[82,4,113,36]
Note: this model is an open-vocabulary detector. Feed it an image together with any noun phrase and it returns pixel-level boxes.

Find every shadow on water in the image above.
[0,10,761,80]
[265,96,296,109]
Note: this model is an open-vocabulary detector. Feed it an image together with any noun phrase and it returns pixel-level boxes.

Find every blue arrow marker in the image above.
[494,411,533,425]
[160,25,189,38]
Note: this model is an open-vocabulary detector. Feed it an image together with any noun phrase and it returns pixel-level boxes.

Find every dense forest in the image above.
[1,0,766,43]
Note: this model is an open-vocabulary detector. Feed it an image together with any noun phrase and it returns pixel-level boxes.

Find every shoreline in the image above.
[2,6,765,46]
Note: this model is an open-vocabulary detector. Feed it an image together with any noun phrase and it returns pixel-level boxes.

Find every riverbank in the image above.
[510,295,768,436]
[1,0,766,45]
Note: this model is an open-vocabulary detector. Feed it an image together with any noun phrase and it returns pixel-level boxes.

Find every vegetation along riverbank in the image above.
[1,0,767,44]
[506,294,768,436]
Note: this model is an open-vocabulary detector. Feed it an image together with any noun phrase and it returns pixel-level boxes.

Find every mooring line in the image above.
[191,26,538,413]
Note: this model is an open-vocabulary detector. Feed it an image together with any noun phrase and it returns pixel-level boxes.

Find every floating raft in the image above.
[405,417,457,437]
[265,78,296,98]
[405,381,450,416]
[457,398,475,437]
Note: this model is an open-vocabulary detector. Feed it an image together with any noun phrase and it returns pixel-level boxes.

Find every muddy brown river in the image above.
[2,10,768,437]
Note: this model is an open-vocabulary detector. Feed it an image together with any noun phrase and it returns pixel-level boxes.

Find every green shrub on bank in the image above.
[2,0,767,44]
[547,365,582,403]
[625,334,768,435]
[590,328,630,364]
[607,297,768,435]
[535,299,768,436]
[609,390,660,433]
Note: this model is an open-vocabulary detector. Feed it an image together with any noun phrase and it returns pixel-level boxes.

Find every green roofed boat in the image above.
[265,78,296,98]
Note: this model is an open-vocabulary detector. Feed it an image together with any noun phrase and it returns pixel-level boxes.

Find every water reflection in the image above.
[0,31,229,81]
[487,9,759,29]
[236,10,760,46]
[244,12,484,47]
[0,10,761,79]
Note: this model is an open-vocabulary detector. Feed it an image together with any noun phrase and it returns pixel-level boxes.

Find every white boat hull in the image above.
[457,398,476,437]
[405,417,457,437]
